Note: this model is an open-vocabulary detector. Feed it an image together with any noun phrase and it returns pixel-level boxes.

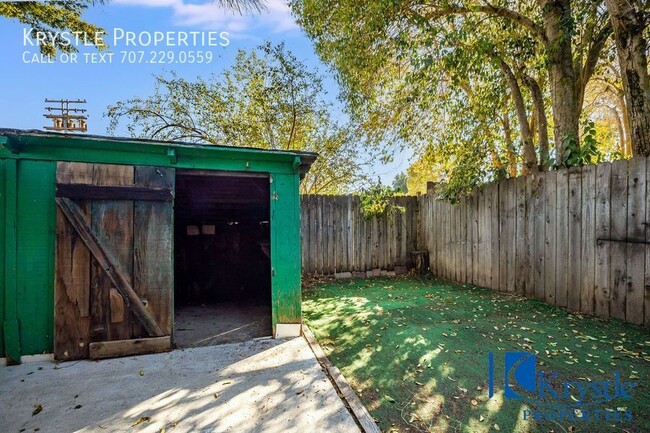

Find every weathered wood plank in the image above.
[134,166,174,335]
[89,336,171,360]
[459,200,464,281]
[525,175,535,298]
[471,192,479,285]
[489,183,500,290]
[56,183,173,201]
[504,178,516,293]
[555,169,569,307]
[90,164,135,341]
[625,157,645,324]
[609,159,628,320]
[56,197,164,337]
[595,163,612,317]
[542,171,557,305]
[580,165,596,315]
[514,177,527,294]
[54,163,92,361]
[567,167,582,311]
[646,157,650,326]
[533,174,545,301]
[477,189,486,287]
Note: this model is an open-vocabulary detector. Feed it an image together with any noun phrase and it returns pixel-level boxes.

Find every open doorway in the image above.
[173,170,272,348]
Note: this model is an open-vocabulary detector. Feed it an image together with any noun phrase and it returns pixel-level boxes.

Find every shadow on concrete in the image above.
[0,338,359,433]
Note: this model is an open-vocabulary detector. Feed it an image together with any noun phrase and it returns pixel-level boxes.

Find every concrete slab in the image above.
[0,338,360,433]
[174,303,272,348]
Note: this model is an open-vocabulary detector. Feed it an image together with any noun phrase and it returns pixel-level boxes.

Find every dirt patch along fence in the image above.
[300,195,418,275]
[418,156,650,326]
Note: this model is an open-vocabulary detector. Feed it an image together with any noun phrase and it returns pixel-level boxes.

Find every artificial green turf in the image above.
[303,276,649,433]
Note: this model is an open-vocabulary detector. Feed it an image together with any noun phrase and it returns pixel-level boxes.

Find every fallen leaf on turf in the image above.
[494,424,500,431]
[471,399,478,406]
[32,404,42,416]
[479,415,485,422]
[385,396,395,403]
[139,370,144,376]
[214,393,219,399]
[132,417,151,427]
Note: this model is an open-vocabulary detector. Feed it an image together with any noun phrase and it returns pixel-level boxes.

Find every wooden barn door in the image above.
[54,162,175,361]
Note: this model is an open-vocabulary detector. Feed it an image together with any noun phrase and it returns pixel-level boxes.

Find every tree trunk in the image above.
[523,74,550,170]
[604,0,650,155]
[538,0,580,164]
[608,106,627,155]
[501,106,519,177]
[614,90,633,156]
[499,59,538,174]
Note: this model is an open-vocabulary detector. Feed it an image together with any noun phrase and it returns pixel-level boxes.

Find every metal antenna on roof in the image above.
[43,99,88,132]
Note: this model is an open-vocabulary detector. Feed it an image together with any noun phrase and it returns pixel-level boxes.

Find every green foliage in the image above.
[0,1,106,56]
[359,181,405,220]
[107,42,368,194]
[391,172,408,193]
[558,121,602,168]
[291,0,615,196]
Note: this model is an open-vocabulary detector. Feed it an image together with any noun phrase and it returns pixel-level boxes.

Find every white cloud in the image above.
[112,0,299,33]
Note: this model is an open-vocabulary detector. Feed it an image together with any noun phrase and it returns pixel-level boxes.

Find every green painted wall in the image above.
[1,132,308,360]
[16,160,56,355]
[271,173,302,326]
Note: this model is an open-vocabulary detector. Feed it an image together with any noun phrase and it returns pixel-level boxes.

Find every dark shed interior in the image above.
[173,171,272,347]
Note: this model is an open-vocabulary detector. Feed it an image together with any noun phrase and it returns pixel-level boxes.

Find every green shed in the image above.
[0,129,316,363]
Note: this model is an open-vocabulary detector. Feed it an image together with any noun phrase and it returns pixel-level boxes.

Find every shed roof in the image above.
[0,129,318,176]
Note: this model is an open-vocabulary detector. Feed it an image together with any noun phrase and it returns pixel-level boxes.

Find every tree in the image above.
[291,0,612,165]
[0,1,106,56]
[392,172,408,193]
[603,0,650,155]
[0,0,265,56]
[106,42,366,194]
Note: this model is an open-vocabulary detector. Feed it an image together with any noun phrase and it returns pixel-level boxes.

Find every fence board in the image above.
[581,165,596,315]
[595,163,612,317]
[515,177,527,294]
[525,175,536,298]
[567,168,582,311]
[471,194,478,285]
[646,157,650,326]
[555,170,569,307]
[610,160,628,320]
[544,171,557,304]
[626,157,645,324]
[505,178,516,293]
[533,174,546,301]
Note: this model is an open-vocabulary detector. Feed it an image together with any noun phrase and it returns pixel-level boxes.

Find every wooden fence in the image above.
[418,156,650,326]
[300,195,418,275]
[300,157,650,325]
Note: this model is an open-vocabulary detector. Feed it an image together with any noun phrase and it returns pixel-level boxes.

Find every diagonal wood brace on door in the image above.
[55,197,165,337]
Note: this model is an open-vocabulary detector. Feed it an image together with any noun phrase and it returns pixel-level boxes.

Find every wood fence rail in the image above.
[301,155,650,326]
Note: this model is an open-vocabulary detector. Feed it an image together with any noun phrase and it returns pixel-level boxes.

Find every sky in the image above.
[0,0,412,185]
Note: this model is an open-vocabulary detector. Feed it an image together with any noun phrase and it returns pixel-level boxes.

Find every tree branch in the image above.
[418,3,547,42]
